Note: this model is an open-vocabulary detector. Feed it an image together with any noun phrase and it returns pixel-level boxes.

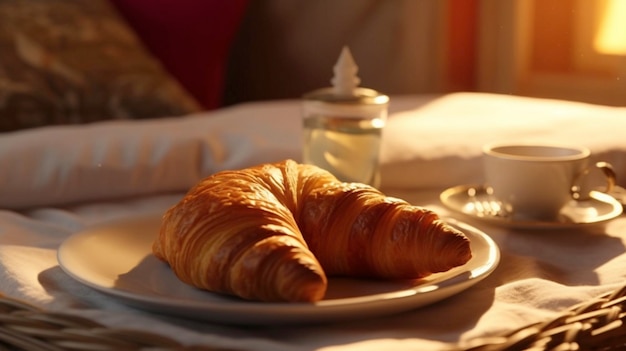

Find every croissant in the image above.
[153,159,471,303]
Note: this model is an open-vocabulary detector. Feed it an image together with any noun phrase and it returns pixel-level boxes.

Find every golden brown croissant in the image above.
[153,159,471,303]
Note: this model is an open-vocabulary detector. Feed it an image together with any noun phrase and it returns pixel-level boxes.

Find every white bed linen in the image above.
[1,92,626,350]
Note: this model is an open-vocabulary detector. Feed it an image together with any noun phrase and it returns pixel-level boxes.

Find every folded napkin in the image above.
[1,92,625,210]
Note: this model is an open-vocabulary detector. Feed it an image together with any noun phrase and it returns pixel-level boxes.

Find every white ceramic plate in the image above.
[440,185,623,230]
[57,214,499,325]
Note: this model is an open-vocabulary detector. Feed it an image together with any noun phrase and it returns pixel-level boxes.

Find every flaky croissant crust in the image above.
[153,160,472,303]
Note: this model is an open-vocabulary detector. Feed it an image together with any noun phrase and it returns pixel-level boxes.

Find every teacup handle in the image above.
[571,161,616,200]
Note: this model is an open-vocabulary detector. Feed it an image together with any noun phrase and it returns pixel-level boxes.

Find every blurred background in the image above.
[223,0,626,107]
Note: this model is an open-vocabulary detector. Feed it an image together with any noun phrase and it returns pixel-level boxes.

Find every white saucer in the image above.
[440,185,623,230]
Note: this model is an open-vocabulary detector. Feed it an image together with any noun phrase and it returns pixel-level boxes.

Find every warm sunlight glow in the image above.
[594,0,626,55]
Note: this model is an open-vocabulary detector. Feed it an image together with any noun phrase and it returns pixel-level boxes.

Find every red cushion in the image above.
[109,0,249,109]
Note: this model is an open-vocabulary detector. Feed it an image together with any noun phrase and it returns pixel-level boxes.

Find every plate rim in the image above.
[440,184,623,229]
[57,213,500,325]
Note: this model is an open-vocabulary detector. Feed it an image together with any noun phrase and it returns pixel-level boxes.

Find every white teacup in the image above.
[482,143,616,221]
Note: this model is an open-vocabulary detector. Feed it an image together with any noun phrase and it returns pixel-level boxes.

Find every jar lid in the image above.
[303,87,389,105]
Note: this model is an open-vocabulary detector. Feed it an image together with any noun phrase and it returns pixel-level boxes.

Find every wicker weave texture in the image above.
[458,285,626,351]
[2,287,626,351]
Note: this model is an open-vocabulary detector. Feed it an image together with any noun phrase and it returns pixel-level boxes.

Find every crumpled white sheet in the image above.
[380,93,626,190]
[0,101,302,209]
[1,92,626,351]
[2,93,625,209]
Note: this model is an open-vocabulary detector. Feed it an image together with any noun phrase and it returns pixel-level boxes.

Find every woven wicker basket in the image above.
[1,286,626,351]
[457,285,626,351]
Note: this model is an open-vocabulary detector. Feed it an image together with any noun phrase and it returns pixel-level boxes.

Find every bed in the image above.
[3,1,626,350]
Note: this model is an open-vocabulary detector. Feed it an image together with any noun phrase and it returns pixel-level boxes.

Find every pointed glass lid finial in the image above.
[331,46,361,97]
